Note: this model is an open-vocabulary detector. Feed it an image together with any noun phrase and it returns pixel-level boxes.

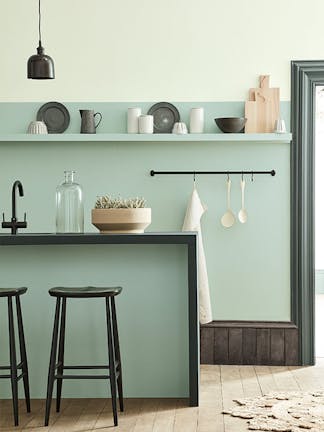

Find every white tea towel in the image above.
[182,186,212,324]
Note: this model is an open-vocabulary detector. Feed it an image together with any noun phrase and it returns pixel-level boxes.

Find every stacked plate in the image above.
[148,102,180,133]
[37,102,70,133]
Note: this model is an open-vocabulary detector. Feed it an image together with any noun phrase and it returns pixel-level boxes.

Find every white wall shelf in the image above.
[0,133,292,143]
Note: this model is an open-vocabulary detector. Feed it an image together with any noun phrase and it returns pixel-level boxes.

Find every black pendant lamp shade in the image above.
[27,44,54,79]
[27,0,55,79]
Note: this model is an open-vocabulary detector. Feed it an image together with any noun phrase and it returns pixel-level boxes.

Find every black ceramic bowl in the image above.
[215,117,247,133]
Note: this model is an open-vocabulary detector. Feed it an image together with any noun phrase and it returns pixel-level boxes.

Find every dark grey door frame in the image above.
[291,60,324,365]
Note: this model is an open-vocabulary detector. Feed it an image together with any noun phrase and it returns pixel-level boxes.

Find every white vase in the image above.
[190,108,204,133]
[127,107,141,133]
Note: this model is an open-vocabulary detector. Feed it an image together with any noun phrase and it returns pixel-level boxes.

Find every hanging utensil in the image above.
[238,177,248,223]
[221,177,235,228]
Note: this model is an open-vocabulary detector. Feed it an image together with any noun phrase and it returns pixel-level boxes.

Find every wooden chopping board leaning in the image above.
[245,75,280,133]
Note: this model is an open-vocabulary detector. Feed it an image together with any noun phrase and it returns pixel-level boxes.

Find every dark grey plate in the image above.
[147,102,180,133]
[37,102,70,133]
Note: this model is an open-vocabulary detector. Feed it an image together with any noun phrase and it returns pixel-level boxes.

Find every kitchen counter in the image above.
[0,231,197,246]
[0,232,199,406]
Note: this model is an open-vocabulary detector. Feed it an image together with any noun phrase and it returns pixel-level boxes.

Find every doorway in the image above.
[315,85,324,358]
[291,60,324,365]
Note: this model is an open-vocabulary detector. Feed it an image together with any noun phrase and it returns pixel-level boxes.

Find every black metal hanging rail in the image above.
[150,169,276,176]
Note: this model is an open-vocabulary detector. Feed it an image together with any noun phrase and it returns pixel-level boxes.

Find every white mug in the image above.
[190,107,204,133]
[27,120,48,134]
[127,107,141,133]
[139,115,154,134]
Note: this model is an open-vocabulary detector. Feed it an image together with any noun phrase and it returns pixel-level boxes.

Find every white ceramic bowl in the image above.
[172,122,188,134]
[27,121,48,134]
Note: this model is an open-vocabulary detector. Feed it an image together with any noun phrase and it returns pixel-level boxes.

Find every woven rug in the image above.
[223,390,324,431]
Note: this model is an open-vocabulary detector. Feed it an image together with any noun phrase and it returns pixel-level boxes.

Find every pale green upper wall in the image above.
[0,0,322,101]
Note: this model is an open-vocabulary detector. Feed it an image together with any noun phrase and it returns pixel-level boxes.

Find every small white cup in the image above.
[274,119,286,134]
[190,107,204,133]
[139,115,154,134]
[127,107,141,133]
[27,120,48,134]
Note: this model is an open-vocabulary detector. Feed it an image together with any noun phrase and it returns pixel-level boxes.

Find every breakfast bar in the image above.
[0,232,199,406]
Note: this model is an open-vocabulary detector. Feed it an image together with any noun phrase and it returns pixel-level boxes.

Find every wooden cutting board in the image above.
[245,101,258,133]
[245,75,280,133]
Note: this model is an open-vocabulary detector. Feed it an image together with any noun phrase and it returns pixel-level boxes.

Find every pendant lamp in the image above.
[27,0,55,79]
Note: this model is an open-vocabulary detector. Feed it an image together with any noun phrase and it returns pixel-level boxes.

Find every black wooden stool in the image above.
[44,286,124,427]
[0,287,30,426]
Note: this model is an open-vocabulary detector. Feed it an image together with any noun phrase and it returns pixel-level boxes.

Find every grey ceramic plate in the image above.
[37,102,70,133]
[147,102,180,133]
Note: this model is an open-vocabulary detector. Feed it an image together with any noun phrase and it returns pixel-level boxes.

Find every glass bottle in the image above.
[56,170,84,233]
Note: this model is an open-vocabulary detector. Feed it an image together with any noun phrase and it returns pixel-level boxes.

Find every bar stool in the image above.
[44,286,124,427]
[0,287,30,426]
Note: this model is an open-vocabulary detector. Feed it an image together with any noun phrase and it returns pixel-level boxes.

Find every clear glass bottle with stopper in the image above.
[56,170,84,233]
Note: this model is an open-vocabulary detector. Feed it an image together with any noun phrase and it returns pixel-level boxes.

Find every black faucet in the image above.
[2,180,27,234]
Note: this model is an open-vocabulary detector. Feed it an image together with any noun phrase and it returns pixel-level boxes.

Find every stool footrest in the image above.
[55,374,110,380]
[63,365,109,370]
[0,362,23,371]
[55,362,120,370]
[0,372,25,380]
[55,370,120,380]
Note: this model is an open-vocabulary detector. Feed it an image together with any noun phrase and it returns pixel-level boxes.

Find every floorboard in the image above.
[2,362,324,431]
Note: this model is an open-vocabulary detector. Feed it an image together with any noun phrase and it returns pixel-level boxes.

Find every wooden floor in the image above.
[2,361,324,432]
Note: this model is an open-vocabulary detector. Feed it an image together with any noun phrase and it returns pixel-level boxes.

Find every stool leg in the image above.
[106,297,118,426]
[45,297,61,426]
[8,296,19,426]
[56,298,66,413]
[16,295,31,413]
[111,296,124,412]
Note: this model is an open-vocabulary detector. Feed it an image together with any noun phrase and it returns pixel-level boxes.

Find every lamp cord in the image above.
[38,0,42,46]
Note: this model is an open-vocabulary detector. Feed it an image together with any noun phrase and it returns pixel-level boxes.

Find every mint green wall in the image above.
[0,101,290,397]
[0,101,291,319]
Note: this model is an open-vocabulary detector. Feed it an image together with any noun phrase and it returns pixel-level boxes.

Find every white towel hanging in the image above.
[182,185,212,324]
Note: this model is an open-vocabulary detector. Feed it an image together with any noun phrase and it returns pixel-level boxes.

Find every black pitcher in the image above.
[79,110,102,134]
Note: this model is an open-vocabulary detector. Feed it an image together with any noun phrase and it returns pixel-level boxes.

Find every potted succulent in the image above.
[91,195,151,233]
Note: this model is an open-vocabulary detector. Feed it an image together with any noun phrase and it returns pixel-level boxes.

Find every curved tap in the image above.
[12,180,24,221]
[2,180,27,234]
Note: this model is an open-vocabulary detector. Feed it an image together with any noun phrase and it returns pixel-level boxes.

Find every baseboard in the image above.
[200,320,299,366]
